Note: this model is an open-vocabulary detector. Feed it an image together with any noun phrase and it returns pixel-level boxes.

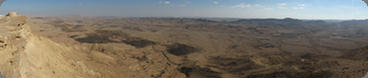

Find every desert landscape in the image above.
[0,0,368,78]
[0,15,360,78]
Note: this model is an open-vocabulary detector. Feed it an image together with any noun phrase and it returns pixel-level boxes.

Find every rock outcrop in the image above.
[0,13,86,78]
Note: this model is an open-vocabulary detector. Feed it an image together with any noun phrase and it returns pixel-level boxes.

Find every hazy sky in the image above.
[1,0,368,19]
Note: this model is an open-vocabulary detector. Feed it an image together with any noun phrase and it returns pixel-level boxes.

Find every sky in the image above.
[1,0,368,19]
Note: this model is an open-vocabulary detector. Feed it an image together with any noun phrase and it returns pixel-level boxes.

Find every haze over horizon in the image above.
[1,0,368,20]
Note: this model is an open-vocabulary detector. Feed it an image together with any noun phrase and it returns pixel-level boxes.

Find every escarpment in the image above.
[0,13,85,78]
[0,13,187,78]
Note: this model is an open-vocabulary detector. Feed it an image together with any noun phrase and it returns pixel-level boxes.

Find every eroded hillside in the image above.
[0,15,189,78]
